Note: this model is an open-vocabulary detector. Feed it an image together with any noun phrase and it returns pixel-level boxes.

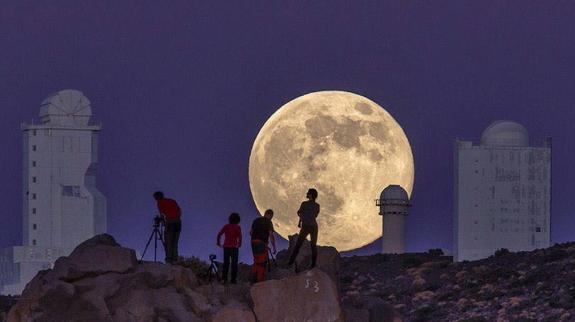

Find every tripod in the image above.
[208,257,220,282]
[140,217,165,262]
[267,249,277,272]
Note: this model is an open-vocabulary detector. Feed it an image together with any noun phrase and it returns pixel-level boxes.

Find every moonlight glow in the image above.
[248,91,414,251]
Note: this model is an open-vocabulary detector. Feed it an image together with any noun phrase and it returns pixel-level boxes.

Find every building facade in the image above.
[0,89,106,295]
[453,121,551,262]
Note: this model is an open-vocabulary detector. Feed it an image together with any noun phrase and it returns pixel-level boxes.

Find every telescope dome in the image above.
[380,185,409,203]
[39,89,92,126]
[480,120,529,147]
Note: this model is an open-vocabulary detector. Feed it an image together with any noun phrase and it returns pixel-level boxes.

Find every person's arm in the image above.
[297,202,304,217]
[217,227,224,247]
[269,230,276,254]
[316,203,320,218]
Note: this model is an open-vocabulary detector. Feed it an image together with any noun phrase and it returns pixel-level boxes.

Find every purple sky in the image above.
[1,1,574,262]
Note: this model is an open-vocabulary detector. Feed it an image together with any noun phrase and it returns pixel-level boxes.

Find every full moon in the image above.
[249,91,414,251]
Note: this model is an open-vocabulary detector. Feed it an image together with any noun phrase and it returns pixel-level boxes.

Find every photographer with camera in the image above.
[153,191,182,264]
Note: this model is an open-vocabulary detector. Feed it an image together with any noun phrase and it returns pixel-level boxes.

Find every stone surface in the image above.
[52,234,138,281]
[251,268,343,322]
[211,301,255,322]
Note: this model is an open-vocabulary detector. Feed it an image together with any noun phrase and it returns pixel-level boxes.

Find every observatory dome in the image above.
[480,120,529,147]
[380,185,409,203]
[39,89,92,127]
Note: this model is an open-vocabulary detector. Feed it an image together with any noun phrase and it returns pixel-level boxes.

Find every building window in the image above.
[32,239,36,245]
[32,130,37,136]
[32,193,36,200]
[32,145,37,152]
[32,161,36,167]
[32,177,37,183]
[536,227,541,232]
[62,185,81,197]
[32,208,36,214]
[33,224,37,230]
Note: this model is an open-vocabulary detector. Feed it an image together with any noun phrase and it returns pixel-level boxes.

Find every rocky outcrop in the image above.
[7,234,342,322]
[251,268,343,322]
[275,233,341,284]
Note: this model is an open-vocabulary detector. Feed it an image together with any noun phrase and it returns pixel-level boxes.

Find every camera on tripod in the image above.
[140,215,166,263]
[153,215,164,226]
[209,254,216,261]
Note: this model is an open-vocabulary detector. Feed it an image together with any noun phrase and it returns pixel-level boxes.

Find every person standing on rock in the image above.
[288,188,320,270]
[250,209,277,282]
[217,212,242,284]
[154,191,182,264]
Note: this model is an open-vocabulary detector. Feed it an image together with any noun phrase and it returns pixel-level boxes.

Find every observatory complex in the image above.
[378,185,411,254]
[453,121,551,262]
[0,90,107,295]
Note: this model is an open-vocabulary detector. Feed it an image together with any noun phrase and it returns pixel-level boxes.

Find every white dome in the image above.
[380,185,409,202]
[480,120,529,147]
[39,89,92,126]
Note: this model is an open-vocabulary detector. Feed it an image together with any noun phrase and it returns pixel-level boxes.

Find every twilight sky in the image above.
[1,1,574,262]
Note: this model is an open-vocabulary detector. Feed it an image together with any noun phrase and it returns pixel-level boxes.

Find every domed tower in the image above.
[454,120,551,262]
[0,90,107,295]
[378,185,411,254]
[480,120,529,147]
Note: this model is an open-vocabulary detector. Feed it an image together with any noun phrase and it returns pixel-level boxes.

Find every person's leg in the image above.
[309,225,318,268]
[231,247,239,283]
[222,247,231,282]
[288,227,310,265]
[172,221,181,263]
[164,224,174,263]
[251,240,266,283]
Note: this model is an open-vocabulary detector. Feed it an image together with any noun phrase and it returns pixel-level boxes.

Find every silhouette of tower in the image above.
[377,185,410,254]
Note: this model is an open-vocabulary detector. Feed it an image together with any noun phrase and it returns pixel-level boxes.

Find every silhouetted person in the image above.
[217,212,242,284]
[153,191,182,264]
[288,188,320,269]
[250,209,276,282]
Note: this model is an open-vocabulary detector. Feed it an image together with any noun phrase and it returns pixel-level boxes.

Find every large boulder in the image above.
[251,268,344,322]
[53,234,138,281]
[276,234,341,285]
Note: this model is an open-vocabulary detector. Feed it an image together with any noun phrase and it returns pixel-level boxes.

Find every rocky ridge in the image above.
[6,234,345,322]
[5,235,575,321]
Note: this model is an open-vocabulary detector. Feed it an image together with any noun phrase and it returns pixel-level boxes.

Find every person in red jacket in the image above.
[154,191,182,264]
[217,213,242,284]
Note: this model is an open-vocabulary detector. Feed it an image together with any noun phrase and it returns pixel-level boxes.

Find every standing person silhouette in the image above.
[288,188,320,269]
[217,212,242,284]
[250,209,277,282]
[153,191,182,264]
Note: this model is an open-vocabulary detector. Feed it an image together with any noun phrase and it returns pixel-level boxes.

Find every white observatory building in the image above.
[0,89,107,295]
[377,185,410,254]
[453,121,551,262]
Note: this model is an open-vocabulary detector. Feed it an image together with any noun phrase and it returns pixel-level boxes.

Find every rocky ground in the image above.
[4,237,575,321]
[339,245,575,321]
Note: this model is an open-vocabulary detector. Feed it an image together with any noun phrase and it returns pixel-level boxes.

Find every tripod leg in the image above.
[140,228,157,262]
[154,228,158,262]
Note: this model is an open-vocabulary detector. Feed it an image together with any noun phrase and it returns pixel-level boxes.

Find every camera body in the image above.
[209,254,216,261]
[153,215,164,226]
